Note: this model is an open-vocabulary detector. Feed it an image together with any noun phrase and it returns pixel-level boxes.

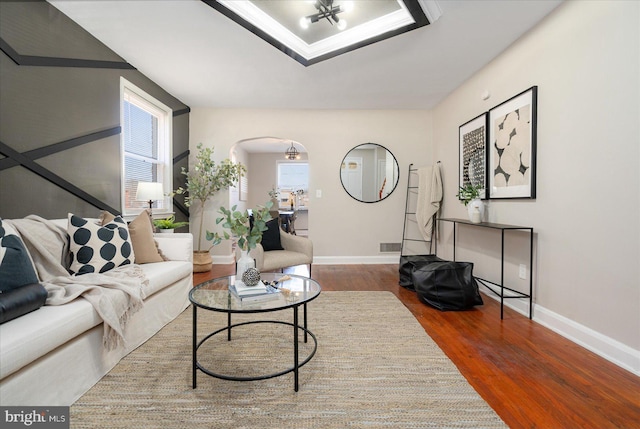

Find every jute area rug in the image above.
[71,291,507,428]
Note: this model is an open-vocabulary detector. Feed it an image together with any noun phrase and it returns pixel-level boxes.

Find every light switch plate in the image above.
[316,189,322,198]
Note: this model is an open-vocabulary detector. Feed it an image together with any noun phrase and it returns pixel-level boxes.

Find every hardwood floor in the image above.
[194,264,640,429]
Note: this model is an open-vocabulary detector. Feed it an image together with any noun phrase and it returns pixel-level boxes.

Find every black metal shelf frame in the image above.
[401,163,438,255]
[435,218,534,320]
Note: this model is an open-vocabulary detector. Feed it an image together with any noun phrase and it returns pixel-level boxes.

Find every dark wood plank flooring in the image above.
[194,264,640,429]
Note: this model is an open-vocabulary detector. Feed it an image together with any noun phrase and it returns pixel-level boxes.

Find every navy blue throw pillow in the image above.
[0,219,39,292]
[261,218,284,251]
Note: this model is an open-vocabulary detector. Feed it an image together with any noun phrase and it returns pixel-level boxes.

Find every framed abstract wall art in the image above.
[488,86,537,199]
[459,113,488,199]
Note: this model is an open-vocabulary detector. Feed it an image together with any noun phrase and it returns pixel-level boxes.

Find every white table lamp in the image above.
[136,182,165,210]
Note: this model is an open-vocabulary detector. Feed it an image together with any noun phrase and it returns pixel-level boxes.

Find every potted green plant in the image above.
[172,143,245,272]
[268,186,280,210]
[456,183,482,206]
[456,183,484,223]
[206,201,273,278]
[152,215,188,233]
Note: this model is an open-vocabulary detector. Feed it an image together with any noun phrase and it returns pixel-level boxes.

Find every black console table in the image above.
[435,218,533,319]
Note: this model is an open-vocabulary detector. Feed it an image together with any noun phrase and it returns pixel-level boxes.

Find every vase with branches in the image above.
[206,202,271,251]
[172,143,245,271]
[206,201,273,278]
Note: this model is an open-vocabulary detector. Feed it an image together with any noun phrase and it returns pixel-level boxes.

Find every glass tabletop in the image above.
[189,272,321,313]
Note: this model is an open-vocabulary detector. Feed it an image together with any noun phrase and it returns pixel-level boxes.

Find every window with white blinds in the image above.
[278,162,309,191]
[121,78,172,216]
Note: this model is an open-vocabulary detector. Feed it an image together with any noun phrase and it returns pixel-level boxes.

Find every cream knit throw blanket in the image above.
[6,215,146,349]
[416,164,443,241]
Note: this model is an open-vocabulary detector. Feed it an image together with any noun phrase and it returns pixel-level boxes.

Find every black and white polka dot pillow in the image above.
[68,213,135,275]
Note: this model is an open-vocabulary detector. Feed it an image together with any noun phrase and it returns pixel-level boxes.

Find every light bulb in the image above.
[337,19,347,30]
[299,16,310,29]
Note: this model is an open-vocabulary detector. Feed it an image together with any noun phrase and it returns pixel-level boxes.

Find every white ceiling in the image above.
[49,0,562,111]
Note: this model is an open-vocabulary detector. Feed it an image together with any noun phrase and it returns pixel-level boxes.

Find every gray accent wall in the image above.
[0,1,189,222]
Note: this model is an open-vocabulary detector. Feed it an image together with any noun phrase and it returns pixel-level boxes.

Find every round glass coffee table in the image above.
[189,272,321,392]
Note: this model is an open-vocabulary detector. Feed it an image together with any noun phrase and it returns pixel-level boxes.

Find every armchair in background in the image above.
[240,219,313,276]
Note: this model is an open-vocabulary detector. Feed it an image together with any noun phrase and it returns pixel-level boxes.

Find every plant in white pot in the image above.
[172,143,245,272]
[206,201,273,279]
[153,215,188,233]
[268,186,280,210]
[456,183,485,223]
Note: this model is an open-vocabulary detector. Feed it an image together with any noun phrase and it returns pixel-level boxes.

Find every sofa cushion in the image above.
[102,211,165,264]
[98,210,116,225]
[68,214,134,275]
[128,211,165,263]
[0,298,102,380]
[261,218,284,251]
[153,233,193,262]
[140,261,192,298]
[0,219,39,292]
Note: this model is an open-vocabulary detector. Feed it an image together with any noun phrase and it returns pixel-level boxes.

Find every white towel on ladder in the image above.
[416,163,443,241]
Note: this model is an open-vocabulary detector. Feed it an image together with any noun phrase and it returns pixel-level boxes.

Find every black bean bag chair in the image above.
[411,260,483,311]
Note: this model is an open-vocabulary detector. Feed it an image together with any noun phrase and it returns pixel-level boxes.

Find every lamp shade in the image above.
[136,182,165,202]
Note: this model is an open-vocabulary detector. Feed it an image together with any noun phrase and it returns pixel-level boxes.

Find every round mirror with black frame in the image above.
[340,143,400,203]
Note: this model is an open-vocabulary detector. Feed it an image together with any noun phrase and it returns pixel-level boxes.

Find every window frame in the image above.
[120,78,173,218]
[277,161,309,193]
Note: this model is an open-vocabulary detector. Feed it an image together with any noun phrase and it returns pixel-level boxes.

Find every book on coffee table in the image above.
[230,281,280,301]
[233,280,267,294]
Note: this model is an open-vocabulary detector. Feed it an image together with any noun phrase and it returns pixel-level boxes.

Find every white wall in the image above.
[189,109,433,261]
[433,0,639,372]
[229,143,248,213]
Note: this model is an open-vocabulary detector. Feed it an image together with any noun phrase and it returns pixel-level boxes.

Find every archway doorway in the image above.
[230,137,309,236]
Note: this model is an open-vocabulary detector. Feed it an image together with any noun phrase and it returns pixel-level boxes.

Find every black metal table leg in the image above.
[303,303,308,343]
[453,223,457,261]
[192,305,197,389]
[293,305,299,392]
[529,229,534,319]
[227,312,232,341]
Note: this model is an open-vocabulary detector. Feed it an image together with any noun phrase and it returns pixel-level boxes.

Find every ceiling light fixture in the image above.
[299,0,350,31]
[285,142,300,160]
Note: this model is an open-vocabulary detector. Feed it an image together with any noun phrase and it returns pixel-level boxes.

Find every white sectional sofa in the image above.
[0,217,193,406]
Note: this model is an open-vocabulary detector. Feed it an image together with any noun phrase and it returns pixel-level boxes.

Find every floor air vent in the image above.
[380,243,402,253]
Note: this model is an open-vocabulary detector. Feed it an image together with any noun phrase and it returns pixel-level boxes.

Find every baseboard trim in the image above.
[314,255,400,264]
[211,253,400,265]
[478,284,640,377]
[211,254,402,265]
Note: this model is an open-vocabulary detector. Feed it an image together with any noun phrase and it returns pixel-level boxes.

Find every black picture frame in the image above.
[459,113,488,200]
[488,86,537,199]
